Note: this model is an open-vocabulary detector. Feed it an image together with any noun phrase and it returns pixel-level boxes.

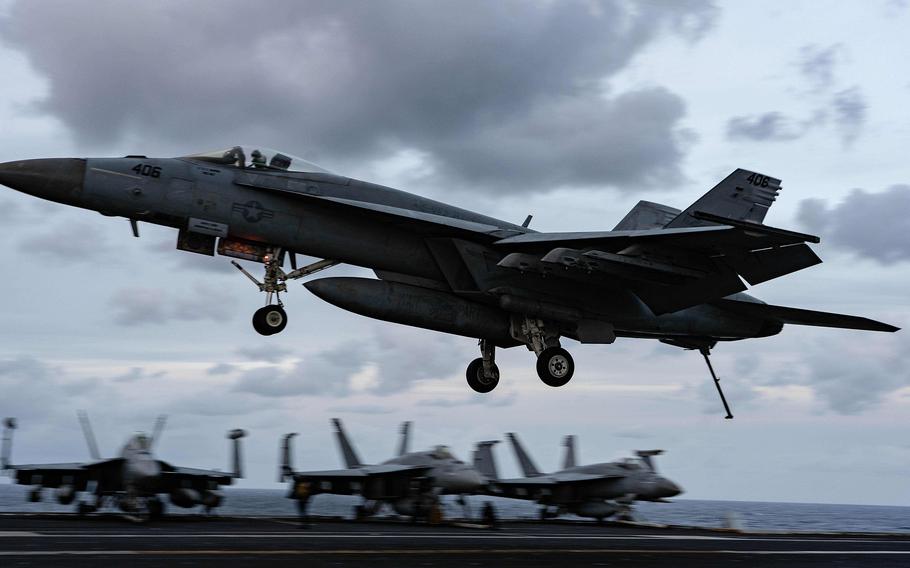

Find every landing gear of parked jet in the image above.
[231,249,338,336]
[466,339,499,393]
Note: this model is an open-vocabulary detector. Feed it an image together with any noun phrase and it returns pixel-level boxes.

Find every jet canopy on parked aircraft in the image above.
[184,145,333,174]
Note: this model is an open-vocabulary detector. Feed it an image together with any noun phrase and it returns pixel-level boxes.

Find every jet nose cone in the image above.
[658,478,683,498]
[450,468,485,492]
[0,158,85,205]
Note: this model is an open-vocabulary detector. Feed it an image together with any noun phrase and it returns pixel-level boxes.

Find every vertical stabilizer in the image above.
[562,435,577,469]
[506,433,542,477]
[332,418,363,468]
[613,201,681,230]
[397,421,411,457]
[1,418,16,470]
[227,429,247,478]
[472,440,500,481]
[666,169,781,229]
[636,450,664,472]
[77,410,102,461]
[149,415,167,450]
[279,433,297,482]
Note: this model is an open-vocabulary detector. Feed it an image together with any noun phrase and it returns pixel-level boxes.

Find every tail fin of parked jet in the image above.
[279,433,297,482]
[1,418,16,470]
[77,410,102,461]
[667,169,781,229]
[149,415,167,450]
[506,433,542,477]
[228,429,247,478]
[332,418,363,468]
[562,435,577,469]
[636,450,664,472]
[397,421,411,457]
[472,440,500,481]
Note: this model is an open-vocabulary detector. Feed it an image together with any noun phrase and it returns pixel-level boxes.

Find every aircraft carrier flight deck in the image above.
[1,514,907,567]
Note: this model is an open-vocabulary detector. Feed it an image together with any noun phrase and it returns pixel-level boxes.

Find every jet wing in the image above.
[715,299,899,332]
[157,462,236,487]
[9,458,125,489]
[490,473,622,499]
[290,464,432,496]
[494,216,823,314]
[233,173,524,239]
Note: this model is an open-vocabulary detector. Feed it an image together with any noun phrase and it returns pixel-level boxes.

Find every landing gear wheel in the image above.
[252,305,287,336]
[536,346,574,387]
[148,497,165,519]
[466,358,499,393]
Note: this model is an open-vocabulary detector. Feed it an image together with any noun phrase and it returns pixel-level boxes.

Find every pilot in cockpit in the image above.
[251,149,267,169]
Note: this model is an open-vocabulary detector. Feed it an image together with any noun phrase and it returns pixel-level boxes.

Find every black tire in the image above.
[148,498,165,519]
[77,502,91,516]
[536,346,574,387]
[466,358,499,393]
[252,305,287,335]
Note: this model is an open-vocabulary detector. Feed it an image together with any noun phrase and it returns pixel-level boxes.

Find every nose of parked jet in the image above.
[0,158,85,206]
[657,478,683,498]
[450,468,485,492]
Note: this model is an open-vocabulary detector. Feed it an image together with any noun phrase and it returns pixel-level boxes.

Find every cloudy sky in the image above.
[0,0,907,507]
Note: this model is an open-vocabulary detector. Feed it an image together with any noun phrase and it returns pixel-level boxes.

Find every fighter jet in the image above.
[0,149,898,413]
[0,414,246,519]
[474,433,682,523]
[281,419,486,521]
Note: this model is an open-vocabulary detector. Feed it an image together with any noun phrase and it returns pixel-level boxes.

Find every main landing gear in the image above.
[466,317,576,393]
[231,248,338,336]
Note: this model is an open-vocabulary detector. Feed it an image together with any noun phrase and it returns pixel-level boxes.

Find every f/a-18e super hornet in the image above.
[0,148,898,413]
[281,419,486,521]
[474,433,681,522]
[1,414,246,519]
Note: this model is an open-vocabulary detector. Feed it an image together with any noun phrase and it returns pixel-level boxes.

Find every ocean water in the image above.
[1,483,907,534]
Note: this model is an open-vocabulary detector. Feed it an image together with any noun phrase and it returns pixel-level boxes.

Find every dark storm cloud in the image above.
[726,112,807,142]
[797,44,842,92]
[797,185,910,264]
[831,87,867,146]
[110,283,234,326]
[0,0,717,194]
[0,356,100,422]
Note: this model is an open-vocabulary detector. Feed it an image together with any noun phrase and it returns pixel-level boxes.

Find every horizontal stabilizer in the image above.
[717,300,899,332]
[613,201,681,231]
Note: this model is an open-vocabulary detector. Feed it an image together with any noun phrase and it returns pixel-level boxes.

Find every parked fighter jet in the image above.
[0,149,898,413]
[474,433,681,522]
[0,414,246,519]
[281,419,486,521]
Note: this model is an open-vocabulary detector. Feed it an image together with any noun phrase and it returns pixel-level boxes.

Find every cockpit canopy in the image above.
[183,145,332,174]
[431,445,455,460]
[126,433,151,452]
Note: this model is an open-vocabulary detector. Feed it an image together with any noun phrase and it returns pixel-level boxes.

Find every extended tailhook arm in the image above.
[699,348,733,420]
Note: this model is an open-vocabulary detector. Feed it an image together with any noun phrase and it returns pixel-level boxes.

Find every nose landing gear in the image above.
[231,249,338,336]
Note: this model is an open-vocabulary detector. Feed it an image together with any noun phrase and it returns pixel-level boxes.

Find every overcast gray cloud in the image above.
[236,345,294,364]
[797,44,842,92]
[726,112,808,142]
[831,87,866,146]
[797,185,910,264]
[233,341,369,397]
[110,283,235,326]
[18,221,114,262]
[0,0,716,194]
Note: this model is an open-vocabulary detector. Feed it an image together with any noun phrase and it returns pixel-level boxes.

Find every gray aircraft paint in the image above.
[0,415,245,519]
[0,148,897,408]
[282,419,486,519]
[475,432,682,521]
